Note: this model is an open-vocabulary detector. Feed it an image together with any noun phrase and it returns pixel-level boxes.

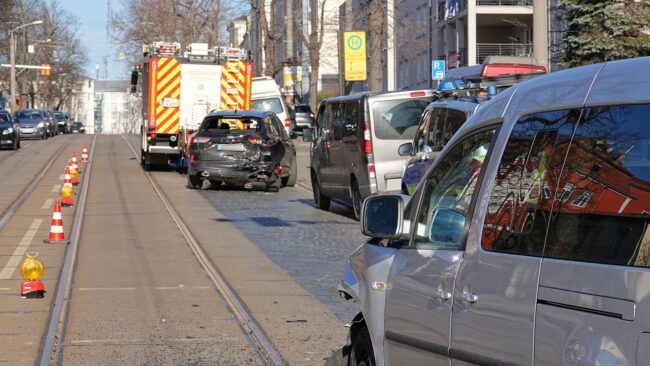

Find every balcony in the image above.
[476,0,532,5]
[476,43,533,64]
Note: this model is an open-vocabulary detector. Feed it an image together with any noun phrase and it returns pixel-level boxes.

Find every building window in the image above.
[571,191,593,208]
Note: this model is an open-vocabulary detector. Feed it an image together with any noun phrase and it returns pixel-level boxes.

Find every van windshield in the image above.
[372,98,432,140]
[251,98,284,114]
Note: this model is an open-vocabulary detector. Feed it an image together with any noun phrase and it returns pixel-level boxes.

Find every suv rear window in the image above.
[295,105,312,113]
[372,98,432,140]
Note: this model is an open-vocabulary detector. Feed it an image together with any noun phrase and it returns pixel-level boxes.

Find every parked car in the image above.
[251,76,292,135]
[292,104,315,131]
[53,111,72,134]
[13,109,48,140]
[399,99,479,195]
[71,122,85,133]
[304,90,435,219]
[339,56,650,366]
[186,110,297,191]
[0,110,20,150]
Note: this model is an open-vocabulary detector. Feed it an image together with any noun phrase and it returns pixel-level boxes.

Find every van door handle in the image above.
[433,290,452,301]
[461,292,478,303]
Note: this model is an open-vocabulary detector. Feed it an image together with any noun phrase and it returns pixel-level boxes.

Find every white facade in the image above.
[228,16,248,48]
[94,80,140,134]
[69,77,95,134]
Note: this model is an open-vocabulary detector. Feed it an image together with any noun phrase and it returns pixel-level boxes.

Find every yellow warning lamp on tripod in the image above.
[20,252,45,298]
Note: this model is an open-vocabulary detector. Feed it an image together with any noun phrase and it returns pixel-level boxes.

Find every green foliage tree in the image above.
[560,0,650,68]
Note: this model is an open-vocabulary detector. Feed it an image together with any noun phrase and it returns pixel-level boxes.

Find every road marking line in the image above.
[0,219,43,280]
[69,337,237,345]
[51,184,61,193]
[0,288,11,291]
[58,174,64,180]
[76,287,136,291]
[42,199,53,209]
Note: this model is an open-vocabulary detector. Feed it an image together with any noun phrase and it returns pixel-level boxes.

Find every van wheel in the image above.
[348,326,375,366]
[312,174,330,210]
[142,152,152,171]
[351,180,362,221]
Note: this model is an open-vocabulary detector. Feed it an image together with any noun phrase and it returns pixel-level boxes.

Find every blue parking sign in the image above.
[432,60,446,80]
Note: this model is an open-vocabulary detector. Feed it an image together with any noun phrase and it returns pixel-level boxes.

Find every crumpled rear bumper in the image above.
[188,160,278,185]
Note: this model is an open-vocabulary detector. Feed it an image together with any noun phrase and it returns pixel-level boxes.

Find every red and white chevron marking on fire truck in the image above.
[220,61,253,111]
[148,57,181,135]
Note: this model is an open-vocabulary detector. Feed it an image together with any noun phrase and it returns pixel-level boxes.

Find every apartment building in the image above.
[395,0,549,90]
[94,80,139,134]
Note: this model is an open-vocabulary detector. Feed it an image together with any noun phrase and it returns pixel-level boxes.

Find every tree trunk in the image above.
[309,56,319,112]
[367,0,384,91]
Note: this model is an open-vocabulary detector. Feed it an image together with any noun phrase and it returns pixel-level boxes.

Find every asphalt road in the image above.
[0,134,361,365]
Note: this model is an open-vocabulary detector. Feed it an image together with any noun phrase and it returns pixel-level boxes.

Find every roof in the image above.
[95,80,129,92]
[453,56,650,144]
[206,110,272,118]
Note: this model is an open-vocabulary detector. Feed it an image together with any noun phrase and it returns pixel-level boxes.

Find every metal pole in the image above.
[386,0,395,91]
[301,0,309,103]
[10,31,16,112]
[338,30,344,96]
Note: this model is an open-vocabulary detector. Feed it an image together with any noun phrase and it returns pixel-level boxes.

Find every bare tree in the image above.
[293,0,328,110]
[1,0,87,111]
[250,0,277,76]
[112,0,242,71]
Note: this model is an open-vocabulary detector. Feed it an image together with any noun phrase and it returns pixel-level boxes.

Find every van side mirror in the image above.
[361,195,405,239]
[398,142,413,157]
[302,128,313,142]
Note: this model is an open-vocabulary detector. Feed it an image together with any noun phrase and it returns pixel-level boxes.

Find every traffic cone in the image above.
[71,153,80,173]
[63,166,72,185]
[69,162,79,186]
[43,201,68,244]
[81,144,89,162]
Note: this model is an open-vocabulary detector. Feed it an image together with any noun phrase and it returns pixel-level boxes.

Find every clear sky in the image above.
[58,0,127,80]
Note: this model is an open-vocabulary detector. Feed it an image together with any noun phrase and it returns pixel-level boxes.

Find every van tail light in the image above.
[284,118,291,129]
[309,112,315,118]
[362,122,373,154]
[189,153,195,162]
[248,136,263,144]
[368,164,376,179]
[275,164,282,176]
[148,132,157,141]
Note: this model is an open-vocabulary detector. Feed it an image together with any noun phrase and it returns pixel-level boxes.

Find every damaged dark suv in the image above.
[186,110,297,191]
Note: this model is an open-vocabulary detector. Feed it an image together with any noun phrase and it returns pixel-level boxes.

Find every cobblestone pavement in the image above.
[199,184,366,323]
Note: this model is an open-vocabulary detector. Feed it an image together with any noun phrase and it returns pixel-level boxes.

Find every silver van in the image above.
[339,56,650,365]
[305,90,435,219]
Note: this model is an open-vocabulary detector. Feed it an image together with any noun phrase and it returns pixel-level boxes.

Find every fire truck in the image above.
[133,41,253,170]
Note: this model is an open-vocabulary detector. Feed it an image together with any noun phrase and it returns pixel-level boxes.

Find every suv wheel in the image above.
[187,175,202,189]
[348,326,375,366]
[282,159,297,187]
[312,174,331,210]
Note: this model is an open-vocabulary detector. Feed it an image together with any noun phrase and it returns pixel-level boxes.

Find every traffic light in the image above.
[39,64,51,76]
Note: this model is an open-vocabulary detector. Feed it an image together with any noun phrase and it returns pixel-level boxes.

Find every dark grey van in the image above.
[305,90,434,219]
[339,56,650,365]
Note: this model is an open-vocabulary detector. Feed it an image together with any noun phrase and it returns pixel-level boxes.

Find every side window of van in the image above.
[482,109,581,256]
[543,104,650,267]
[331,103,344,141]
[428,109,466,152]
[412,130,495,249]
[414,109,432,154]
[427,108,446,151]
[342,102,359,137]
[315,104,328,139]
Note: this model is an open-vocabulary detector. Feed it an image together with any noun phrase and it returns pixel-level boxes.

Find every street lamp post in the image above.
[9,20,43,113]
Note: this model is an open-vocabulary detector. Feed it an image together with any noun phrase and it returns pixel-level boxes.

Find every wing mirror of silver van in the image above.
[302,128,313,142]
[398,142,413,156]
[361,195,405,239]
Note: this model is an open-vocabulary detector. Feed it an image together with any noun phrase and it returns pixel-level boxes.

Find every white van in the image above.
[251,76,291,134]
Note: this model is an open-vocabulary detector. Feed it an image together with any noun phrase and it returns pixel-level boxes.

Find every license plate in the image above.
[21,128,33,133]
[216,144,244,152]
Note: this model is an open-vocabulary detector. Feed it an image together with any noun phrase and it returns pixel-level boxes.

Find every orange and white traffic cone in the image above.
[69,161,79,186]
[71,153,80,173]
[81,144,89,162]
[43,201,68,244]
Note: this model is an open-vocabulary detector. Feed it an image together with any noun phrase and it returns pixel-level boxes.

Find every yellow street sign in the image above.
[119,52,125,60]
[344,32,367,81]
